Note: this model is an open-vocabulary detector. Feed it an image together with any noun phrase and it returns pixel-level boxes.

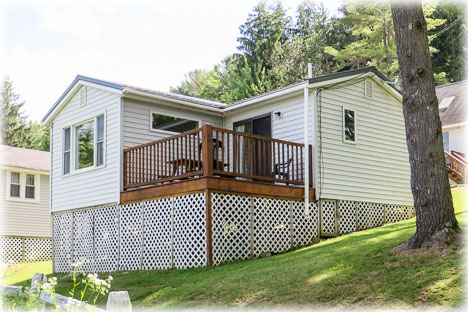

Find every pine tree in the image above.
[1,76,27,147]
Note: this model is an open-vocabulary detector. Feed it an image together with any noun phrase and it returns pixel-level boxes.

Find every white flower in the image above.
[108,276,113,281]
[41,283,53,292]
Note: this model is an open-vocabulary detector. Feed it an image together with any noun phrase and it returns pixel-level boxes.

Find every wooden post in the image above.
[123,151,127,190]
[205,190,213,266]
[202,124,213,177]
[21,238,25,263]
[106,291,132,312]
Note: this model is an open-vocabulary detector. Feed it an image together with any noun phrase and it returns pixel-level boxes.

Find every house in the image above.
[437,80,467,183]
[42,67,415,273]
[0,145,51,263]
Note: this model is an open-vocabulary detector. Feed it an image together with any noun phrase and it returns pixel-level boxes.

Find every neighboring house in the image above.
[437,81,467,156]
[0,145,51,264]
[437,81,467,184]
[43,67,416,273]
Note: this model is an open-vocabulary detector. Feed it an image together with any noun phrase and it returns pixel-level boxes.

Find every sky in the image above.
[1,0,342,122]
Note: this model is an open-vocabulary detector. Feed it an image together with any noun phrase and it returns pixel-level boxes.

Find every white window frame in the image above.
[62,112,106,176]
[5,170,41,203]
[343,106,357,144]
[149,110,201,135]
[63,127,71,175]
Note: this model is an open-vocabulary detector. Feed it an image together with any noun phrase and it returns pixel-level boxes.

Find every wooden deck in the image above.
[121,124,314,204]
[121,176,315,205]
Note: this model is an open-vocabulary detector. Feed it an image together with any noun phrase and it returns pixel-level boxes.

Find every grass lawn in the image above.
[0,261,52,285]
[10,186,467,309]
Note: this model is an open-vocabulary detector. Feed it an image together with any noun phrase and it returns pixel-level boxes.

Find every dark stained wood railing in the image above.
[445,151,467,183]
[123,124,313,190]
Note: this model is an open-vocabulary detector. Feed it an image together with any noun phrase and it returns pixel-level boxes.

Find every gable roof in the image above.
[436,80,467,127]
[0,145,50,172]
[42,67,399,123]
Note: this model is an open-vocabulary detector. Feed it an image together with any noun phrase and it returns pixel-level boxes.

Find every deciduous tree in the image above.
[391,0,460,249]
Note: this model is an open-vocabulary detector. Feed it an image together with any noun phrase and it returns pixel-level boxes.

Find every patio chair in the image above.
[197,138,225,171]
[271,157,293,185]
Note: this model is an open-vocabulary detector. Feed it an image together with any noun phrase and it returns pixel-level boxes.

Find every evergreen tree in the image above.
[430,2,466,83]
[326,1,445,80]
[0,76,50,151]
[1,76,27,147]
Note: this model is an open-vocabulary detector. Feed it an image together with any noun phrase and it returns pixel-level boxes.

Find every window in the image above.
[6,171,40,202]
[96,115,104,166]
[25,174,35,199]
[151,113,199,133]
[343,108,356,143]
[63,128,71,174]
[443,132,449,151]
[64,114,105,175]
[76,120,95,169]
[10,172,20,197]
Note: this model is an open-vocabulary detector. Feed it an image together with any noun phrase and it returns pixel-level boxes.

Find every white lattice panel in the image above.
[25,239,52,262]
[321,200,337,236]
[119,203,143,270]
[385,205,415,224]
[291,201,319,247]
[173,193,207,269]
[357,202,385,230]
[338,201,357,234]
[53,213,73,272]
[143,198,173,270]
[0,237,22,264]
[408,206,416,218]
[253,197,291,257]
[211,193,251,265]
[94,206,119,272]
[73,210,95,272]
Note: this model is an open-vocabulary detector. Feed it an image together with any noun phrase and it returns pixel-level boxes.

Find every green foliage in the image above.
[0,76,49,151]
[429,2,467,83]
[1,76,27,147]
[171,0,464,102]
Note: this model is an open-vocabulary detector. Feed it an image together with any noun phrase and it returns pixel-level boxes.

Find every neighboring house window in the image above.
[151,113,199,133]
[343,108,356,143]
[25,174,35,199]
[10,172,20,197]
[6,171,40,202]
[63,127,71,174]
[443,131,449,151]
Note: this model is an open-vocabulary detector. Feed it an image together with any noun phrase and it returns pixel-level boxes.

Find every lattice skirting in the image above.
[319,199,415,236]
[52,192,415,272]
[210,193,319,266]
[0,236,52,264]
[53,193,207,273]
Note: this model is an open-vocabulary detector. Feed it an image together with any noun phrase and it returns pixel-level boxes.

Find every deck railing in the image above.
[445,150,467,182]
[123,124,312,190]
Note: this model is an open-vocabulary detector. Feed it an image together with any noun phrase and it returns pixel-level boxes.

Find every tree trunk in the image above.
[391,1,460,249]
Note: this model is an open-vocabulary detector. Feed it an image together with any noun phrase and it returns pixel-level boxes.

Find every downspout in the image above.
[304,86,310,215]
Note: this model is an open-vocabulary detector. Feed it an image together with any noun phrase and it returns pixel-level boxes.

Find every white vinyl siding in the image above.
[224,92,314,144]
[0,170,51,237]
[316,79,412,205]
[50,86,121,212]
[122,98,223,149]
[444,125,466,155]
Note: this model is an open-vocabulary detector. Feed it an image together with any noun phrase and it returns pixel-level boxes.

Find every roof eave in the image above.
[41,75,123,125]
